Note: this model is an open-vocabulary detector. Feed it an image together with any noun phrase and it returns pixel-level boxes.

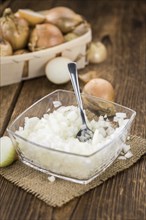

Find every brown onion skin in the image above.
[28,23,64,51]
[45,7,76,22]
[87,42,107,64]
[83,78,115,102]
[0,38,13,56]
[0,8,29,50]
[45,6,83,34]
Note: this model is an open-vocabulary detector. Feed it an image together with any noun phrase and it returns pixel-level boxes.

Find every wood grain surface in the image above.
[0,0,146,219]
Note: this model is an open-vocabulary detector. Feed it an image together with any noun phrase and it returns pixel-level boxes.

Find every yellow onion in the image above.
[28,23,64,51]
[83,78,115,116]
[45,6,83,33]
[73,22,90,36]
[87,42,107,64]
[64,33,78,42]
[83,78,115,102]
[44,6,76,18]
[17,9,45,26]
[64,22,90,42]
[0,8,29,50]
[0,37,13,56]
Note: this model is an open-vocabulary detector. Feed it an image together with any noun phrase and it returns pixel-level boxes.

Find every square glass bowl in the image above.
[7,90,136,184]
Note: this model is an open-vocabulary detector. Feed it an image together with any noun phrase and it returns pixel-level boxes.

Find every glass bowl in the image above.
[7,90,136,184]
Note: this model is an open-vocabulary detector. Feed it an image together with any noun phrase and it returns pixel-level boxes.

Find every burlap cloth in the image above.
[0,135,146,207]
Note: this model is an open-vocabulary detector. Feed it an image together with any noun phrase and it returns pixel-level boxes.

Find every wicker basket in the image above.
[0,28,92,86]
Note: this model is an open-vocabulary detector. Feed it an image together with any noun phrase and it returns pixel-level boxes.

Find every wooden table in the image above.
[0,0,146,219]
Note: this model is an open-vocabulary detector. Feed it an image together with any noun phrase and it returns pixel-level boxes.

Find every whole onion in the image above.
[83,78,115,102]
[0,37,13,56]
[73,22,90,36]
[87,42,107,64]
[17,9,45,26]
[83,78,116,116]
[28,23,64,51]
[44,7,76,21]
[45,57,72,84]
[0,8,29,50]
[45,6,83,33]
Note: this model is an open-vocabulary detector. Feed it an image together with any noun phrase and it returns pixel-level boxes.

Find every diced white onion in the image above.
[122,144,131,154]
[125,150,133,159]
[118,156,126,160]
[48,175,56,182]
[53,101,62,108]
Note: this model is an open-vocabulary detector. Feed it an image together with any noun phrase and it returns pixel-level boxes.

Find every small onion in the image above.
[87,42,107,64]
[45,57,72,84]
[0,8,29,50]
[83,78,115,102]
[28,23,64,51]
[0,38,13,56]
[45,6,83,33]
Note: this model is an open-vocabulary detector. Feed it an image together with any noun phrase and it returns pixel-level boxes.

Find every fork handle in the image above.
[68,62,87,126]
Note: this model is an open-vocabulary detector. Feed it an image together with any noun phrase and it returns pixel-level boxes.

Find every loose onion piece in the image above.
[87,42,107,64]
[0,38,13,56]
[28,23,64,51]
[45,6,83,33]
[83,78,115,102]
[0,8,29,50]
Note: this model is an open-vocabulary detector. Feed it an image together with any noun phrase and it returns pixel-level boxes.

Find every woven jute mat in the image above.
[0,135,146,207]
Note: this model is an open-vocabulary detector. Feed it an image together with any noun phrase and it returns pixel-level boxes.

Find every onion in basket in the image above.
[0,8,29,50]
[17,9,45,26]
[45,6,83,33]
[0,37,13,56]
[28,23,64,51]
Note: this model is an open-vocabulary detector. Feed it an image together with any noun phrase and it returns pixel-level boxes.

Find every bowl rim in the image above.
[7,89,136,157]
